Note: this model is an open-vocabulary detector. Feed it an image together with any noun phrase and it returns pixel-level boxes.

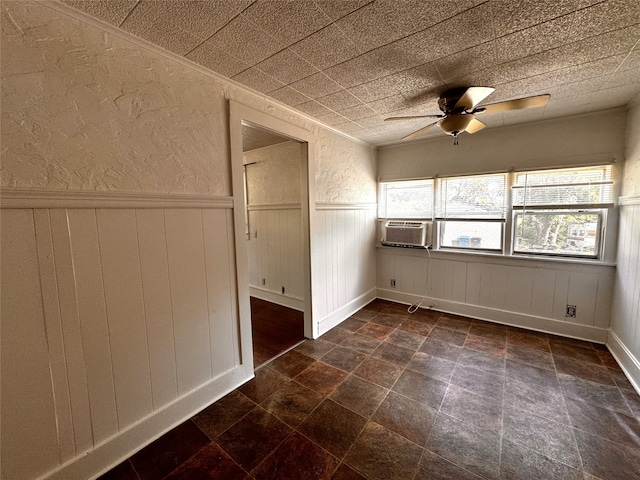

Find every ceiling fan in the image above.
[385,87,550,144]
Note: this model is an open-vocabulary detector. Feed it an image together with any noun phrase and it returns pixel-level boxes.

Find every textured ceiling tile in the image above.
[316,90,362,110]
[336,121,371,136]
[62,0,137,25]
[435,43,499,84]
[367,94,409,115]
[296,100,333,117]
[315,111,351,126]
[313,0,372,22]
[120,0,253,55]
[186,44,250,78]
[494,13,575,64]
[268,86,312,106]
[204,13,285,65]
[232,67,285,94]
[290,23,361,69]
[243,0,331,45]
[489,0,589,36]
[568,0,640,41]
[336,103,377,121]
[256,49,318,84]
[334,0,424,52]
[289,72,344,99]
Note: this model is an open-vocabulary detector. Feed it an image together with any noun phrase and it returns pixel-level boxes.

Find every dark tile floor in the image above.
[101,299,640,480]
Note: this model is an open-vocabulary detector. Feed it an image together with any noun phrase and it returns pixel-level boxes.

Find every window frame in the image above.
[378,163,615,261]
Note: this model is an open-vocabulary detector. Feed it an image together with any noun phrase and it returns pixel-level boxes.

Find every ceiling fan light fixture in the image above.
[439,113,474,136]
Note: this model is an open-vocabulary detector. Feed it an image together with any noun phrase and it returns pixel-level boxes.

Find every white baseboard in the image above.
[45,365,253,480]
[376,288,609,344]
[317,288,377,337]
[607,330,640,395]
[249,286,304,311]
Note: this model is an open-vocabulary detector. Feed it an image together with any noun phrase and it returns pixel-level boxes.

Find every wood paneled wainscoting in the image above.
[1,189,254,480]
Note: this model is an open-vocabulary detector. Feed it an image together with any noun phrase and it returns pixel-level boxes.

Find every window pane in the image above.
[513,212,600,257]
[436,174,507,219]
[381,180,433,218]
[512,165,613,207]
[440,221,502,250]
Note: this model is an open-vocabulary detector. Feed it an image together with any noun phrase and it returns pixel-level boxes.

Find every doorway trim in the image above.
[229,100,315,370]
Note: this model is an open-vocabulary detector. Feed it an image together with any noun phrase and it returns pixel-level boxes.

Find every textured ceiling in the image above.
[62,0,640,146]
[242,123,291,152]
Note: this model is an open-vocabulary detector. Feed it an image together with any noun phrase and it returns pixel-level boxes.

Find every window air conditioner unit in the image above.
[382,220,432,248]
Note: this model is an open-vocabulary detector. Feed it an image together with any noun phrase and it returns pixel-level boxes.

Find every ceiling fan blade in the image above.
[454,87,495,110]
[477,94,550,114]
[385,114,443,121]
[402,122,439,141]
[465,118,486,134]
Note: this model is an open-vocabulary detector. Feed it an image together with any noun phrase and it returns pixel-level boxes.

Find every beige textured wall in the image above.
[623,93,640,196]
[244,141,301,205]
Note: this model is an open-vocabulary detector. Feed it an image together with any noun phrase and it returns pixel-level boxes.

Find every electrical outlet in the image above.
[390,279,396,288]
[566,305,577,318]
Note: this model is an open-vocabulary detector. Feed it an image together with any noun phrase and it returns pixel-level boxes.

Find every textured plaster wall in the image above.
[623,94,640,196]
[316,128,376,204]
[244,141,301,205]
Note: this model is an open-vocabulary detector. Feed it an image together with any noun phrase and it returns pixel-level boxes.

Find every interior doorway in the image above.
[241,124,306,367]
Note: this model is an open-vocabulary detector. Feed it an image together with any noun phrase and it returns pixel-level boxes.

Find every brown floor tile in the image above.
[611,368,637,391]
[597,348,622,370]
[295,338,336,359]
[406,351,456,383]
[622,389,640,418]
[549,335,597,350]
[440,384,503,435]
[269,350,316,378]
[503,405,581,467]
[384,329,425,351]
[398,318,434,336]
[340,317,368,331]
[418,338,462,362]
[298,399,367,458]
[372,391,436,446]
[98,461,140,480]
[294,361,348,395]
[457,348,505,376]
[130,420,210,480]
[565,396,640,449]
[164,442,248,480]
[504,376,570,425]
[330,375,388,418]
[506,343,555,371]
[353,356,404,388]
[344,422,423,480]
[321,327,354,344]
[507,328,550,352]
[193,390,257,439]
[339,333,382,354]
[253,432,339,480]
[428,326,468,346]
[417,450,483,480]
[356,322,394,340]
[436,314,472,333]
[238,367,291,403]
[321,345,367,372]
[464,334,506,357]
[365,299,410,316]
[469,322,507,341]
[331,463,367,480]
[371,342,415,367]
[505,358,560,390]
[370,313,405,328]
[550,342,603,364]
[408,308,440,323]
[500,439,583,480]
[427,413,501,480]
[350,309,379,322]
[260,381,323,427]
[216,407,292,471]
[575,429,640,480]
[392,369,448,409]
[554,354,615,385]
[450,364,504,401]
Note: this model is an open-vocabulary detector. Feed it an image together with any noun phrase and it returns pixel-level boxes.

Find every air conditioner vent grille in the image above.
[382,220,432,247]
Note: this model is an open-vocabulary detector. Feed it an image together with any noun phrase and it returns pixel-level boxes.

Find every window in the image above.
[378,179,433,219]
[435,174,507,251]
[378,164,615,260]
[512,165,614,258]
